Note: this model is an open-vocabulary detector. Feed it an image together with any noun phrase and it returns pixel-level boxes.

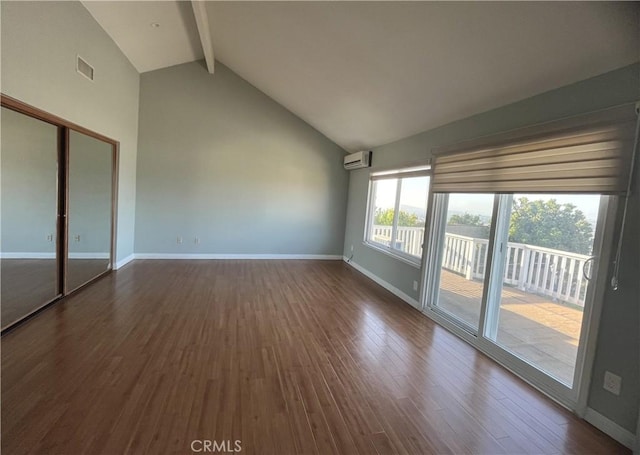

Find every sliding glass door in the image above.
[420,103,636,408]
[485,193,603,387]
[423,191,609,401]
[427,193,495,332]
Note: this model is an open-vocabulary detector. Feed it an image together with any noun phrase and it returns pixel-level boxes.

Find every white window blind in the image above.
[432,104,637,194]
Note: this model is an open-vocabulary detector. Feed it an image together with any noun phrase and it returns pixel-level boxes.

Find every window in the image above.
[365,165,431,263]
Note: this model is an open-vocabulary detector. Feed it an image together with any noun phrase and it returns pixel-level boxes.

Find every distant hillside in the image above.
[400,204,427,221]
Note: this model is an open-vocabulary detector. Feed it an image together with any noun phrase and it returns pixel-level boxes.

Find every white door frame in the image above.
[574,196,617,416]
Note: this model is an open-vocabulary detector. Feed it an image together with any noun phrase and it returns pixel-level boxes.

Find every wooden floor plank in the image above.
[1,260,629,454]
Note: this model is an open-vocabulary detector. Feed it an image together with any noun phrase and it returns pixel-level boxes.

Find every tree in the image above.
[448,213,484,226]
[509,197,593,254]
[374,208,421,227]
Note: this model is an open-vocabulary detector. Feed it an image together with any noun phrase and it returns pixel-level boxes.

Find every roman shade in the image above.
[431,104,637,194]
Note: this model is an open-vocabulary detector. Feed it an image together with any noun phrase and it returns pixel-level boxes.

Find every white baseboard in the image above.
[2,252,342,265]
[2,252,337,262]
[114,254,135,270]
[584,408,636,449]
[69,252,110,259]
[133,253,343,260]
[1,252,109,259]
[1,252,56,259]
[342,256,420,309]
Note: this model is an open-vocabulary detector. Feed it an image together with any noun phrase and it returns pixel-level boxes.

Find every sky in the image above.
[374,177,602,225]
[374,177,430,210]
[449,193,601,223]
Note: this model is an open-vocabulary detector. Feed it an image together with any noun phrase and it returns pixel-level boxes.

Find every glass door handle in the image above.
[583,256,597,282]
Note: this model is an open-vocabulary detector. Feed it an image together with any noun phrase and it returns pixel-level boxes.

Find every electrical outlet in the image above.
[413,280,418,291]
[74,235,81,242]
[603,371,622,395]
[176,236,183,244]
[47,234,54,242]
[350,244,354,252]
[194,237,200,245]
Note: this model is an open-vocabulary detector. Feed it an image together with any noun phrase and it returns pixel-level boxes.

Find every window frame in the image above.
[363,165,431,266]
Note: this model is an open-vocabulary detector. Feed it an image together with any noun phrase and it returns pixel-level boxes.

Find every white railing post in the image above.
[518,246,531,291]
[475,240,489,279]
[465,239,476,280]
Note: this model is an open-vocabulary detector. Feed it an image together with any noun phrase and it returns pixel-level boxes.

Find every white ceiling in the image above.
[83,1,639,151]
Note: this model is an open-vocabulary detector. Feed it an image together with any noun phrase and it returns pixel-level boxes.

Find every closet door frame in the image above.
[1,94,119,332]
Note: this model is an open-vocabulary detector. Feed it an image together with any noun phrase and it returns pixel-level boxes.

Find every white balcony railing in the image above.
[371,225,425,257]
[442,233,591,307]
[372,225,591,307]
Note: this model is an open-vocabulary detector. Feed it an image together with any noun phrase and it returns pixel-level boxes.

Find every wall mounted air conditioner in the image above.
[343,151,372,170]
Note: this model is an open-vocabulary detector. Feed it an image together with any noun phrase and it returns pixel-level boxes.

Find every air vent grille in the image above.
[76,56,94,81]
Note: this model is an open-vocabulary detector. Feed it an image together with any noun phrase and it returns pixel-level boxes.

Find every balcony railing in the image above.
[371,225,425,257]
[372,225,591,307]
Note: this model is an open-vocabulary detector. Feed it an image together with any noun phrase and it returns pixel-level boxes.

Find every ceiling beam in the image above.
[191,1,215,74]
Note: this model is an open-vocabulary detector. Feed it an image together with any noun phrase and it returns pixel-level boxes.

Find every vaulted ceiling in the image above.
[83,1,639,151]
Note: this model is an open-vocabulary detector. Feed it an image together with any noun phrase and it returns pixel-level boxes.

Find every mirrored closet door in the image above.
[1,107,61,328]
[1,97,117,331]
[66,130,114,292]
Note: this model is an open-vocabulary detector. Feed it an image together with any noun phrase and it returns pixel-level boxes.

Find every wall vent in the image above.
[76,55,94,81]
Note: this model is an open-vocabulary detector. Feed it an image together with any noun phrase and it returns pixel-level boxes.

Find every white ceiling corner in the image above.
[82,0,204,73]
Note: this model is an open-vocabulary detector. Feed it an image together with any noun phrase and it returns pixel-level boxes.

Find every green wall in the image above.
[135,61,349,255]
[343,63,639,432]
[589,143,639,433]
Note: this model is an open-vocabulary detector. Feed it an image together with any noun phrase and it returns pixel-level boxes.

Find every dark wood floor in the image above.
[1,259,58,327]
[1,260,628,454]
[1,258,109,328]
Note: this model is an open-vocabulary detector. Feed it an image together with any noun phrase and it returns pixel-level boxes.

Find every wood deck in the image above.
[438,270,583,385]
[1,260,624,454]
